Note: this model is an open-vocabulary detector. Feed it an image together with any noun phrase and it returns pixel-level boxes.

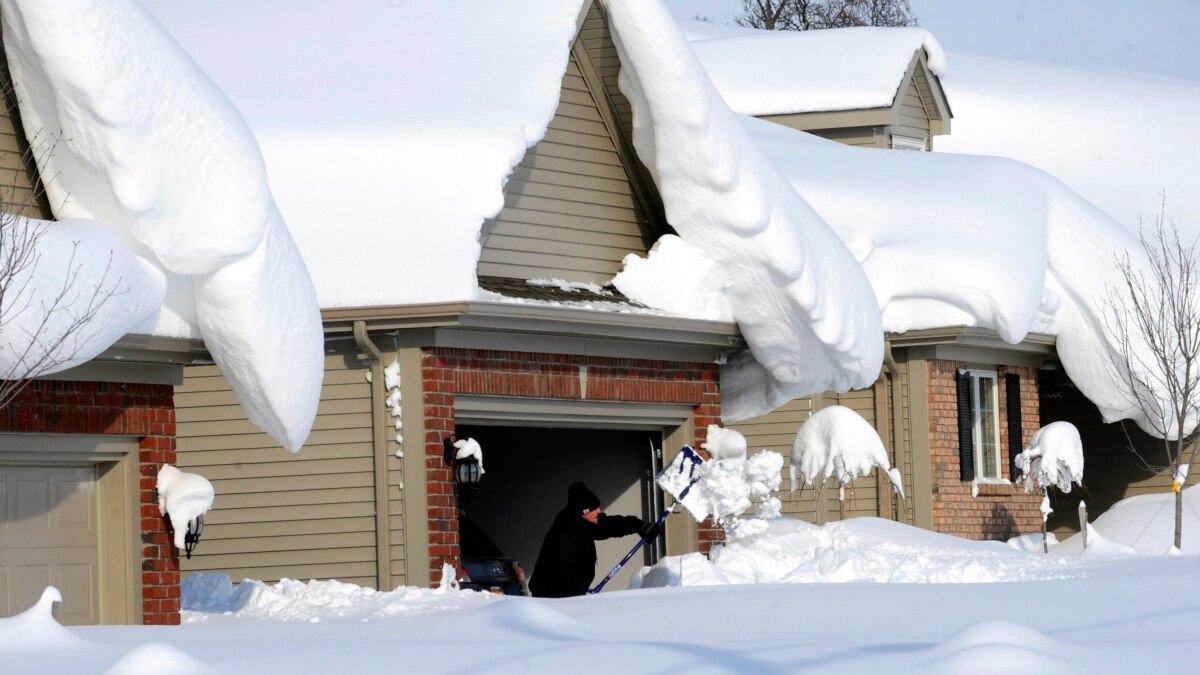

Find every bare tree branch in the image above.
[1103,193,1199,548]
[737,0,917,31]
[0,117,123,410]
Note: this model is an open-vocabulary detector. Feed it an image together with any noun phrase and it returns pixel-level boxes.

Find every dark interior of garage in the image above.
[454,425,662,593]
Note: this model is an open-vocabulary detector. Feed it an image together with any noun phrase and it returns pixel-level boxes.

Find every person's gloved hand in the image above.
[639,521,662,541]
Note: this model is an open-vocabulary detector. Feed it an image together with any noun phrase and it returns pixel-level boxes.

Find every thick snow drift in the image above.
[1,0,323,450]
[0,218,163,376]
[144,0,587,308]
[936,53,1200,236]
[735,115,1171,436]
[605,0,884,420]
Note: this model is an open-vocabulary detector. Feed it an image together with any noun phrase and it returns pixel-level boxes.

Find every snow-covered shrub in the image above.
[790,405,904,500]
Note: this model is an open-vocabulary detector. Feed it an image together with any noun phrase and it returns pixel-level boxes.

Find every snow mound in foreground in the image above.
[917,621,1073,675]
[0,587,80,652]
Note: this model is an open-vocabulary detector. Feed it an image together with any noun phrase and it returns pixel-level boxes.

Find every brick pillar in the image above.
[693,397,725,555]
[139,434,180,625]
[422,350,458,586]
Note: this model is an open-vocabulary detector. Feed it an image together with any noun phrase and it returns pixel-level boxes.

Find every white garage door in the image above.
[0,465,99,625]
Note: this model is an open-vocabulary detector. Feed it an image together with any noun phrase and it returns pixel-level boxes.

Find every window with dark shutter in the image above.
[1006,373,1023,479]
[957,370,975,481]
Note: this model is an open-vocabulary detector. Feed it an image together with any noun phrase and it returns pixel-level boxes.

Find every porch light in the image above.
[443,433,484,507]
[455,456,482,486]
[183,515,204,559]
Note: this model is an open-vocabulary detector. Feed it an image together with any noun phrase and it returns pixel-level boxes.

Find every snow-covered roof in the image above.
[682,21,947,117]
[4,0,1186,439]
[606,2,1172,433]
[934,53,1200,235]
[143,0,585,309]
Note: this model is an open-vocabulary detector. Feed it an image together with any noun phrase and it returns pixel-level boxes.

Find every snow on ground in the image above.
[1,0,323,450]
[7,505,1200,673]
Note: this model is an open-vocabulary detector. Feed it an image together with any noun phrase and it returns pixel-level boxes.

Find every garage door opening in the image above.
[455,425,663,594]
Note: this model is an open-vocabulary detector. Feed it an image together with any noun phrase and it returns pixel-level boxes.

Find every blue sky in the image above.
[661,0,1200,80]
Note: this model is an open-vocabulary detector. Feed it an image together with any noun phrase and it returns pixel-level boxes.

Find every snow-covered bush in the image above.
[1015,421,1084,496]
[669,426,782,531]
[790,405,904,501]
[1014,421,1084,551]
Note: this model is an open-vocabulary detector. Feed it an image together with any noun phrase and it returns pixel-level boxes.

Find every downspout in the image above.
[354,320,392,591]
[883,340,908,523]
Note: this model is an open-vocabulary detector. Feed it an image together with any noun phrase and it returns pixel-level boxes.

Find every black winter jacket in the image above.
[529,508,645,598]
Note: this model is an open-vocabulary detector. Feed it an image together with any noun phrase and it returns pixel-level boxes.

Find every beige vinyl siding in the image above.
[728,397,819,522]
[579,4,633,139]
[477,53,652,283]
[176,348,382,588]
[893,361,917,524]
[0,75,49,219]
[891,70,931,143]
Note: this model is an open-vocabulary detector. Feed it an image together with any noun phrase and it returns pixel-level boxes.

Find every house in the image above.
[163,0,739,598]
[7,0,1173,628]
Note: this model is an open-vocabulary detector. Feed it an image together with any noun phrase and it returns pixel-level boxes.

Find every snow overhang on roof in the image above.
[144,0,589,310]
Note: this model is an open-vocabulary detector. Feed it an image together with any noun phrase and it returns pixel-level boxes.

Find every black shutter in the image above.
[957,370,975,482]
[1006,373,1023,479]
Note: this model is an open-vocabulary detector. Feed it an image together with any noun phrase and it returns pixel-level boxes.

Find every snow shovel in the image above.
[588,445,704,594]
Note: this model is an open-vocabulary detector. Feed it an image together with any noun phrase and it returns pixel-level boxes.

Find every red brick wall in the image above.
[926,361,1043,540]
[421,348,721,584]
[3,380,179,624]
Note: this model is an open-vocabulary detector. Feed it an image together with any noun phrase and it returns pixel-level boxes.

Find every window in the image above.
[957,369,1002,480]
[969,371,1001,478]
[891,135,926,151]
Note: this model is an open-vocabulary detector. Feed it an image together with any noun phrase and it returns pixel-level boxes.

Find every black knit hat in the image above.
[567,481,601,514]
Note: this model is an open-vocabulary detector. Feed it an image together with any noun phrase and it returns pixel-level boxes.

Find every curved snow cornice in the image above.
[685,23,947,117]
[0,0,323,451]
[604,0,885,421]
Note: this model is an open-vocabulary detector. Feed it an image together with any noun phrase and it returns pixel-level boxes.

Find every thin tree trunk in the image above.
[1176,488,1183,549]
